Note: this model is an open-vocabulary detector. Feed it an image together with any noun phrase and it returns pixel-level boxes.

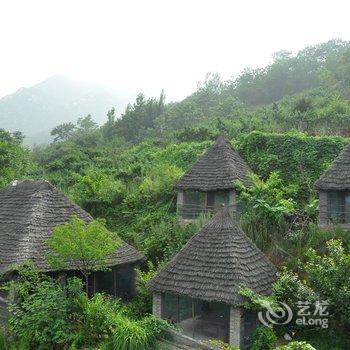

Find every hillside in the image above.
[0,76,129,145]
[1,39,350,349]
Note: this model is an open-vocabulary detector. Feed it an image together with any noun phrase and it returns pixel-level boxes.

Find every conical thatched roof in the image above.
[148,209,277,305]
[0,180,144,274]
[175,134,252,191]
[315,143,350,190]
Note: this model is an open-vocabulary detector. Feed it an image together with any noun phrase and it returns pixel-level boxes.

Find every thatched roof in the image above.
[148,209,277,305]
[315,143,350,190]
[0,180,144,274]
[175,134,252,191]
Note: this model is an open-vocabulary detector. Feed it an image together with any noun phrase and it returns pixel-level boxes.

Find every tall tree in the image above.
[47,216,120,293]
[51,123,76,141]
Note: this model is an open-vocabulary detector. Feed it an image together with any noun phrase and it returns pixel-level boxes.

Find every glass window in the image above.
[182,191,206,219]
[345,192,350,224]
[214,190,230,207]
[95,270,115,296]
[163,293,179,323]
[115,266,134,300]
[328,191,346,224]
[162,294,230,343]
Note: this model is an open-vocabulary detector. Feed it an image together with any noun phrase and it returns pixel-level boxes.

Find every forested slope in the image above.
[1,39,350,348]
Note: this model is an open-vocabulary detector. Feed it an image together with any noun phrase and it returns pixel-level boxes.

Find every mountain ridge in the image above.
[0,75,129,145]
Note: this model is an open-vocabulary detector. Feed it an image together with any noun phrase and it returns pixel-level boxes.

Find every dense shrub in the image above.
[5,264,75,348]
[277,341,316,350]
[4,264,169,349]
[251,326,277,350]
[101,314,169,350]
[236,131,347,204]
[127,262,157,317]
[305,239,350,336]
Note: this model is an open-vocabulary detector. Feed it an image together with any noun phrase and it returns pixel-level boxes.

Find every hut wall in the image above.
[228,189,238,217]
[318,190,328,227]
[0,289,8,321]
[319,190,350,229]
[177,190,184,208]
[229,306,242,347]
[153,293,163,318]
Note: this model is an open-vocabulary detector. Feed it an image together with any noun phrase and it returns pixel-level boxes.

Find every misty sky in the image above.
[1,0,350,102]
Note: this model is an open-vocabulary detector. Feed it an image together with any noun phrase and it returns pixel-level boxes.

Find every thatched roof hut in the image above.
[149,208,276,304]
[148,209,277,347]
[0,180,144,299]
[314,143,350,228]
[175,134,252,220]
[175,134,252,192]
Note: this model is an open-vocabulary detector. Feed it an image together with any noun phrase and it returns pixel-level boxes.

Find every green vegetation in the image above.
[251,326,277,350]
[2,264,169,349]
[276,342,316,350]
[0,130,32,188]
[47,216,120,289]
[1,39,350,348]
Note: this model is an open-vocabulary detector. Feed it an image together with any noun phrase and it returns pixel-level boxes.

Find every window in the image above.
[328,191,350,224]
[162,293,230,342]
[345,193,350,223]
[181,191,206,219]
[214,190,230,208]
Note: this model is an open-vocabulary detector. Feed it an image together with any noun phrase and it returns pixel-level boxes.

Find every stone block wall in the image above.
[229,306,242,347]
[318,190,328,227]
[153,292,162,318]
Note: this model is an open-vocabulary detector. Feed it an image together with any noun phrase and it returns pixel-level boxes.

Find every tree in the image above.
[51,122,76,141]
[117,92,165,143]
[77,114,98,132]
[102,108,118,141]
[0,129,32,187]
[305,240,350,335]
[47,215,120,293]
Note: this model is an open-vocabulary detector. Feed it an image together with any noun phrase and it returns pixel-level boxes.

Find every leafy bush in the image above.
[74,293,126,346]
[4,263,170,349]
[101,314,169,350]
[251,326,277,350]
[277,341,316,350]
[127,262,158,317]
[305,239,350,336]
[236,131,347,204]
[208,339,239,349]
[237,172,296,256]
[6,263,75,348]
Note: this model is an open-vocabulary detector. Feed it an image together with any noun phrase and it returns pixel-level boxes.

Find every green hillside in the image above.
[1,39,350,348]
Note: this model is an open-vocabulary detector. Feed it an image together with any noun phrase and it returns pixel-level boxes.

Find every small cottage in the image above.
[175,134,252,220]
[0,180,144,302]
[314,143,350,228]
[148,209,277,348]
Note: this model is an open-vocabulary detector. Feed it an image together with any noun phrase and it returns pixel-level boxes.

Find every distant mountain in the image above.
[0,76,129,145]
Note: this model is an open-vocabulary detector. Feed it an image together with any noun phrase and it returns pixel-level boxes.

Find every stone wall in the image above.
[228,189,237,218]
[229,306,242,347]
[153,292,162,318]
[318,190,328,227]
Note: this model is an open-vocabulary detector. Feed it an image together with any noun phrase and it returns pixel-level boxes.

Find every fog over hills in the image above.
[0,76,130,145]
